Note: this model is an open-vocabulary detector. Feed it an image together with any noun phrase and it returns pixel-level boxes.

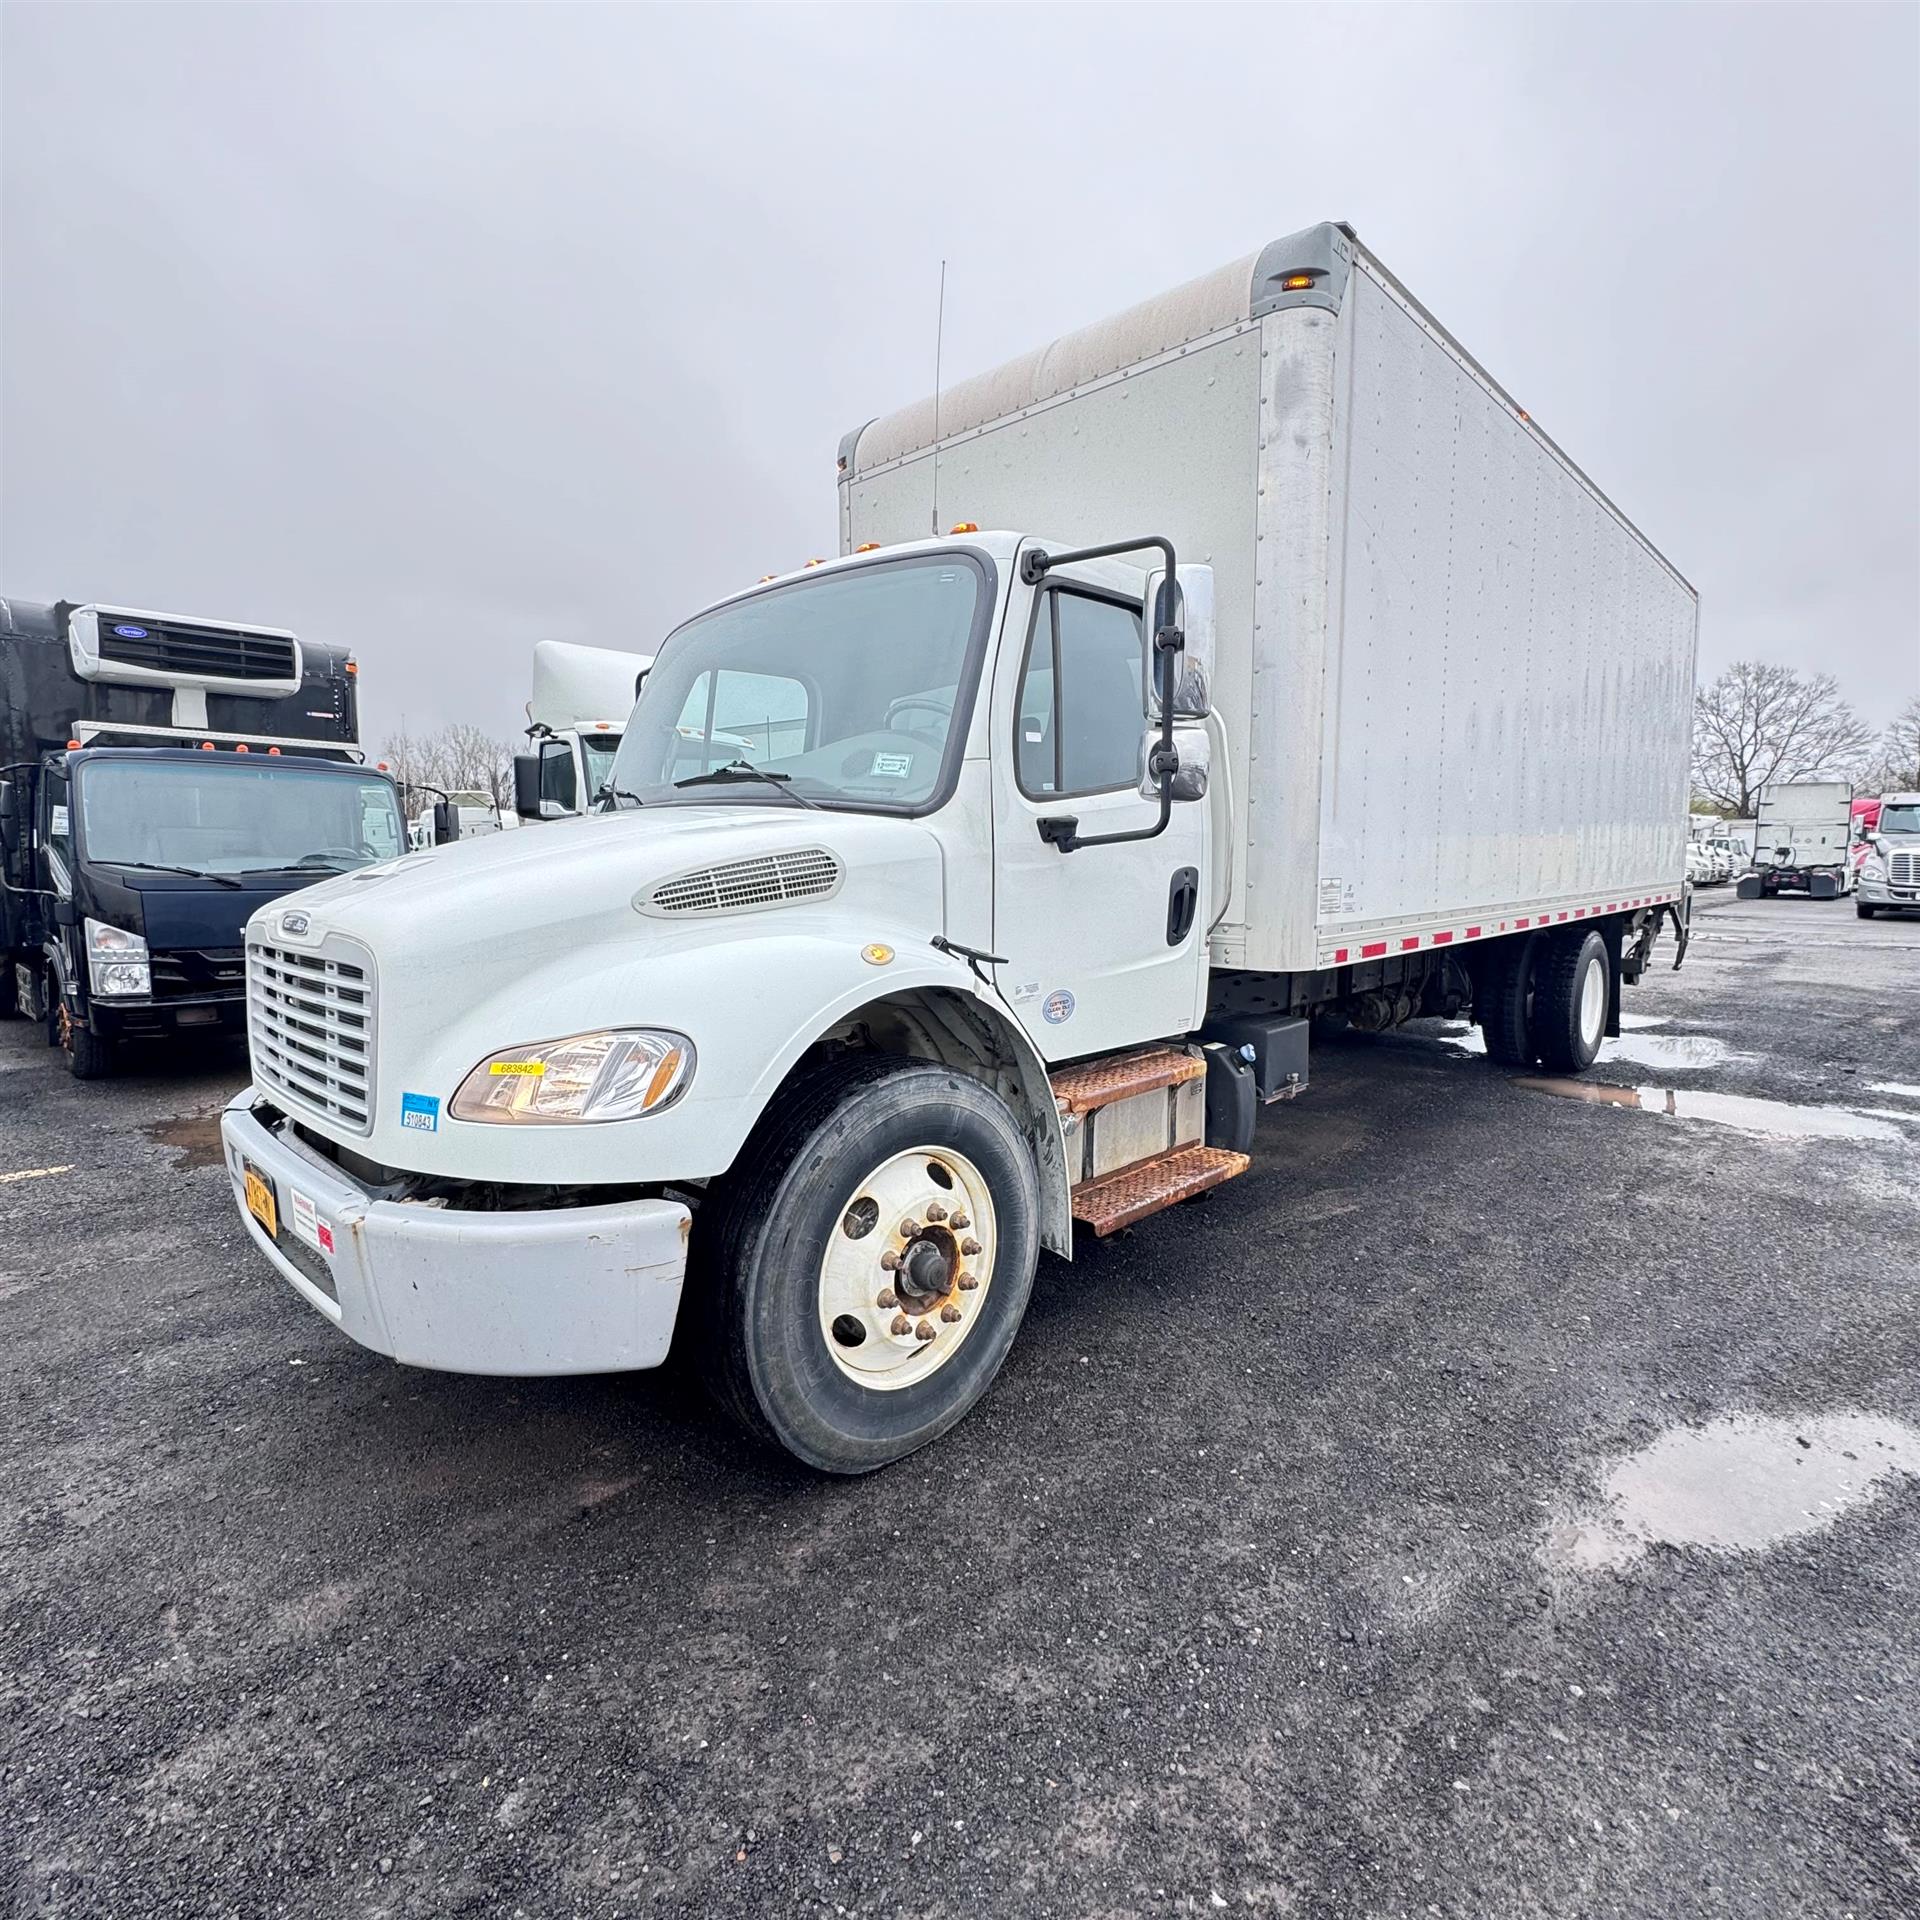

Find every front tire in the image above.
[63,1017,119,1080]
[1532,928,1610,1073]
[693,1054,1041,1474]
[1858,902,1877,919]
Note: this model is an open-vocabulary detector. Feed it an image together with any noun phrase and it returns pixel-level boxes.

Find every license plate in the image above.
[243,1161,279,1240]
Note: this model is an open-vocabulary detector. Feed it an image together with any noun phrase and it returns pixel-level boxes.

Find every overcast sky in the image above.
[3,2,1915,748]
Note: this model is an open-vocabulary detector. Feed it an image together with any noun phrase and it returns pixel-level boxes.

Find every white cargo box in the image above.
[840,223,1698,974]
[529,639,651,733]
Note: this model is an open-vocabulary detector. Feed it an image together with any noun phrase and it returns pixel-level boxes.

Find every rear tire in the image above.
[0,960,18,1021]
[1531,928,1610,1074]
[691,1054,1041,1474]
[1477,933,1544,1067]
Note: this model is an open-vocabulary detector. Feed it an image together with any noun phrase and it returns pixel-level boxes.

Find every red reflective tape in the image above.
[1516,916,1531,929]
[1574,908,1585,918]
[1465,925,1481,938]
[1334,948,1349,964]
[1433,930,1454,944]
[1400,936,1420,952]
[1558,911,1570,921]
[1361,941,1387,958]
[1606,903,1617,912]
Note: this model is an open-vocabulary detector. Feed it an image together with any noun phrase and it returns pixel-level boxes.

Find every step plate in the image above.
[1051,1046,1206,1116]
[1071,1145,1251,1236]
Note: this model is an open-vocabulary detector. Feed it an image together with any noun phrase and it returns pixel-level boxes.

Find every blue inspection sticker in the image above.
[1042,988,1076,1025]
[399,1091,440,1133]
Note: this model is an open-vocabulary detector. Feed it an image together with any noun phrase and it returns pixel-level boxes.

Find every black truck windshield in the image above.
[76,759,406,876]
[604,555,984,811]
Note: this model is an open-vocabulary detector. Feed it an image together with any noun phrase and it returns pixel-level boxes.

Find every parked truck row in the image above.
[207,222,1701,1472]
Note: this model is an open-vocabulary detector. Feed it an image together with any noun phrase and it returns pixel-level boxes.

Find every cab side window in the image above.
[1015,590,1147,798]
[42,768,73,885]
[538,740,577,812]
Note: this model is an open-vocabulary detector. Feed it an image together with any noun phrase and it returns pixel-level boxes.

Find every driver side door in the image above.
[989,572,1208,1061]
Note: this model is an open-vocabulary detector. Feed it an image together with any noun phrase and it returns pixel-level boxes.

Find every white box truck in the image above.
[510,639,651,820]
[217,222,1697,1472]
[1740,780,1855,898]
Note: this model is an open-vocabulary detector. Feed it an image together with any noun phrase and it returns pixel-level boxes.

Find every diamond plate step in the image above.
[1049,1045,1206,1116]
[1070,1144,1250,1236]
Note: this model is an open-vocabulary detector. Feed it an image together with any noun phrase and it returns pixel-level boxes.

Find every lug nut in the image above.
[924,1202,947,1222]
[949,1213,970,1231]
[940,1304,963,1323]
[890,1313,912,1337]
[957,1271,979,1291]
[899,1218,921,1238]
[961,1238,981,1257]
[914,1319,936,1341]
[876,1288,897,1310]
[880,1249,902,1272]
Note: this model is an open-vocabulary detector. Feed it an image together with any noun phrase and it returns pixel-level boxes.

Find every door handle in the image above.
[1167,866,1199,945]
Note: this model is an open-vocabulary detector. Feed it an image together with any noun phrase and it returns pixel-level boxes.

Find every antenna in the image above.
[930,258,947,537]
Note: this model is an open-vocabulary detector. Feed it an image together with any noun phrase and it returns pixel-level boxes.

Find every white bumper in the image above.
[1858,870,1919,908]
[219,1088,690,1375]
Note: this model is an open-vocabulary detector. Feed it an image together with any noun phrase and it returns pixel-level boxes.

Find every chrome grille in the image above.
[247,939,374,1132]
[645,847,841,916]
[1890,851,1917,889]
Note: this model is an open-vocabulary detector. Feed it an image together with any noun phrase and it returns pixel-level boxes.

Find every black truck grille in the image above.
[98,618,297,682]
[149,949,247,1001]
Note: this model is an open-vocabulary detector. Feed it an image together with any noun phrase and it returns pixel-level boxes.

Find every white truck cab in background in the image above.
[219,222,1697,1473]
[1740,781,1856,900]
[1858,792,1920,919]
[512,640,650,820]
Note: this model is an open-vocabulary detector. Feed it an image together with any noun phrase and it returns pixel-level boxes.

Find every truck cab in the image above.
[513,640,649,820]
[1857,793,1920,918]
[0,597,404,1075]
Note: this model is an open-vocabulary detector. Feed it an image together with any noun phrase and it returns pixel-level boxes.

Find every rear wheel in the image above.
[1532,928,1610,1074]
[1477,933,1544,1066]
[693,1054,1041,1474]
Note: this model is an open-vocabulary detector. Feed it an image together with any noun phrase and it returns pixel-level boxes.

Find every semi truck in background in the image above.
[0,596,408,1077]
[1739,780,1856,899]
[513,640,649,820]
[218,222,1696,1472]
[1857,792,1920,918]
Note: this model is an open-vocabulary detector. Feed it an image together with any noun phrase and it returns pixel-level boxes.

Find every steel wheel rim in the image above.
[1578,951,1606,1048]
[817,1146,997,1390]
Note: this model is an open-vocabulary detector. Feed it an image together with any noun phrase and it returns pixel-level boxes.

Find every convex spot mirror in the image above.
[1139,724,1209,803]
[1143,563,1214,722]
[0,780,16,850]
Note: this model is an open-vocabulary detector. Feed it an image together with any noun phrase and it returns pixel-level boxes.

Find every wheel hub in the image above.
[896,1232,953,1306]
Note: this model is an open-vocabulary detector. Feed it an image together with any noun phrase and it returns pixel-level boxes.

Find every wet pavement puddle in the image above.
[1866,1082,1920,1101]
[1512,1079,1905,1141]
[142,1115,227,1170]
[1548,1412,1920,1572]
[1428,1021,1751,1070]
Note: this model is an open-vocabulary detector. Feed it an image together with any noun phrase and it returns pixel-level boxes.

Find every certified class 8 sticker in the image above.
[1042,988,1076,1025]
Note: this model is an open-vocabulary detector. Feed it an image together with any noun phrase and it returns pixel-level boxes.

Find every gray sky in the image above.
[3,2,1915,749]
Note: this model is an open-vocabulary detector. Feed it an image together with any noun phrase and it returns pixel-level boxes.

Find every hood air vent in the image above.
[643,847,842,917]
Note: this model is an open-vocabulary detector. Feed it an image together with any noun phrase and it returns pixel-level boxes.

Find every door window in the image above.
[538,739,578,812]
[1015,590,1147,798]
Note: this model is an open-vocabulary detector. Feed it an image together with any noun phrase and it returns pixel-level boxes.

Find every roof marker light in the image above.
[803,558,828,568]
[758,574,778,583]
[949,522,978,534]
[66,738,81,750]
[235,743,250,752]
[267,746,281,755]
[1280,273,1318,291]
[345,659,359,676]
[201,740,216,751]
[854,542,881,553]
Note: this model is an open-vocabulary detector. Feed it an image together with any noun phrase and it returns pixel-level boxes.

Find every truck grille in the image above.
[1891,851,1917,889]
[247,939,375,1132]
[149,949,246,1001]
[645,847,841,916]
[97,617,298,683]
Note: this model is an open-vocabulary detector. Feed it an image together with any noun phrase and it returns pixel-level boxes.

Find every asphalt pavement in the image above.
[3,888,1917,1919]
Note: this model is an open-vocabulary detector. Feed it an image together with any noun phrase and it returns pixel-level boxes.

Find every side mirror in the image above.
[512,753,543,822]
[1144,563,1215,721]
[0,780,15,851]
[1139,726,1209,802]
[432,799,461,845]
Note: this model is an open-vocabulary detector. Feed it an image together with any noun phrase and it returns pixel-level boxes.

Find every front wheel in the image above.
[1858,902,1877,919]
[693,1054,1041,1474]
[63,1014,119,1080]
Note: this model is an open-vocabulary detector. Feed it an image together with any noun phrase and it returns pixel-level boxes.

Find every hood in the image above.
[246,804,948,973]
[88,870,317,951]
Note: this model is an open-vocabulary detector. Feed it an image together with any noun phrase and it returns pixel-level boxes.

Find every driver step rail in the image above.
[1050,1045,1206,1115]
[1071,1144,1251,1236]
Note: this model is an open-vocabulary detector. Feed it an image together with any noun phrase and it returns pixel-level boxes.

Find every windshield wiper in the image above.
[593,784,646,813]
[673,760,821,810]
[99,860,245,890]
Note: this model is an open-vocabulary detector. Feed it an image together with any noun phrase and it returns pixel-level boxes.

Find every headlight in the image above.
[1863,855,1887,880]
[450,1028,695,1125]
[85,918,150,997]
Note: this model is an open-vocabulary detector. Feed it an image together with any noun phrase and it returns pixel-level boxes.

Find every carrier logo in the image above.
[111,623,150,639]
[278,910,312,939]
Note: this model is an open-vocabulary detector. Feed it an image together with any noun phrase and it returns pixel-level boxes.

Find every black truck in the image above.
[1,596,409,1077]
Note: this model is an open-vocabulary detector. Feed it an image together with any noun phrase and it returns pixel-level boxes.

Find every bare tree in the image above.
[1861,695,1920,794]
[378,722,516,812]
[1690,663,1873,818]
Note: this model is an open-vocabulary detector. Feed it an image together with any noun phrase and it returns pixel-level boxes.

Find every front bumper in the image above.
[1857,872,1919,909]
[219,1089,691,1375]
[92,992,245,1040]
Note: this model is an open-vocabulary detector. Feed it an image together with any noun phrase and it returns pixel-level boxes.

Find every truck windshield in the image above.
[604,555,984,811]
[1879,803,1920,835]
[76,759,406,876]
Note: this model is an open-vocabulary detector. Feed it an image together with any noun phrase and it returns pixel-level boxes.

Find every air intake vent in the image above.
[645,848,842,917]
[99,618,297,682]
